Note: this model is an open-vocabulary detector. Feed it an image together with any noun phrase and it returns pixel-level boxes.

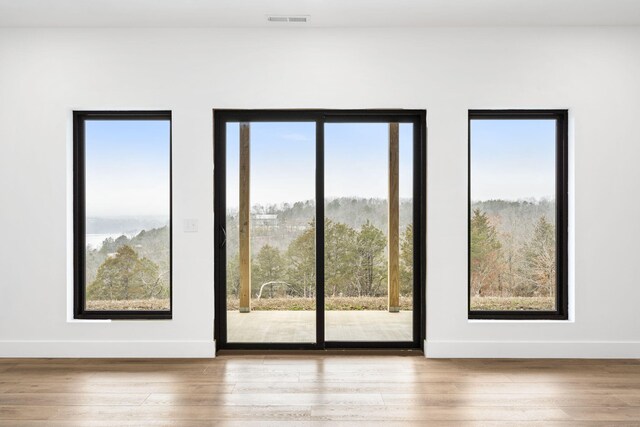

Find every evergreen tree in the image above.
[87,245,165,301]
[470,209,503,297]
[286,220,316,298]
[352,220,387,297]
[252,244,285,297]
[324,219,357,297]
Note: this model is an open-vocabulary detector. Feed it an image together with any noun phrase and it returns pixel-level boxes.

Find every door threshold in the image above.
[216,348,424,356]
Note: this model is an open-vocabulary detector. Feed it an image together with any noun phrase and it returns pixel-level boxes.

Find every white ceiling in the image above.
[1,0,639,28]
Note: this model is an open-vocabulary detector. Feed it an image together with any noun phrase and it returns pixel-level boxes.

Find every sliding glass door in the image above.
[224,121,316,343]
[324,122,414,342]
[214,110,425,350]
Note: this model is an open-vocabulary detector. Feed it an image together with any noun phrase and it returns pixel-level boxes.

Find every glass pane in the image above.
[226,122,316,343]
[470,119,557,311]
[324,123,413,342]
[84,120,171,311]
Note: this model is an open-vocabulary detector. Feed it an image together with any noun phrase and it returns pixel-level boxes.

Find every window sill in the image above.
[67,318,112,323]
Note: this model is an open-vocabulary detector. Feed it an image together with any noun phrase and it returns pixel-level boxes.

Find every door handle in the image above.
[220,224,226,249]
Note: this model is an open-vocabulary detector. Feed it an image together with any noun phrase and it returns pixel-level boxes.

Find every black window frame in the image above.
[468,109,568,320]
[213,109,427,350]
[73,110,173,320]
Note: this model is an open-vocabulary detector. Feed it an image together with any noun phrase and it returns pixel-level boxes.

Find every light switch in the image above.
[183,219,199,233]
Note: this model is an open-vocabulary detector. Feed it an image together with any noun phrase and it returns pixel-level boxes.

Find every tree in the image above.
[130,226,170,264]
[352,220,387,297]
[87,226,170,292]
[226,253,240,298]
[399,224,413,295]
[252,244,285,297]
[500,229,521,298]
[87,245,166,301]
[98,234,130,256]
[286,220,316,298]
[520,216,556,297]
[85,249,105,285]
[137,257,167,299]
[324,219,357,297]
[470,209,503,297]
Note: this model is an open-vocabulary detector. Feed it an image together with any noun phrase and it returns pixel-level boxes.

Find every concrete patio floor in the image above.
[227,310,413,343]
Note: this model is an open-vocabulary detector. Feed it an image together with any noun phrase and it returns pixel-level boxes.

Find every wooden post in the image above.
[388,122,400,313]
[239,122,251,313]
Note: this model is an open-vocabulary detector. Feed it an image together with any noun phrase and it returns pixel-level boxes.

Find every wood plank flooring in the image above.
[1,353,639,425]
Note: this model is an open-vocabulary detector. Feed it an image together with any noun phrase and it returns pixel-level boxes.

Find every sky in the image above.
[85,120,170,217]
[226,122,414,209]
[84,118,554,216]
[470,119,556,202]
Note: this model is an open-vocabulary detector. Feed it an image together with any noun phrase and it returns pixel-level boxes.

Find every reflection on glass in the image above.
[84,120,171,311]
[470,119,557,311]
[324,123,413,342]
[226,122,316,343]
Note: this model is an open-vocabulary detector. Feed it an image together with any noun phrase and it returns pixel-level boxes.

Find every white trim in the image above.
[67,318,112,323]
[425,340,640,359]
[66,110,75,322]
[0,340,216,358]
[468,319,574,324]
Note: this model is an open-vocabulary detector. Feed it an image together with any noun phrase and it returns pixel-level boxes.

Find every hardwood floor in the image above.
[1,353,639,425]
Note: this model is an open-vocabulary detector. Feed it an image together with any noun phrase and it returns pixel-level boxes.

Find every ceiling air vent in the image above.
[267,15,309,24]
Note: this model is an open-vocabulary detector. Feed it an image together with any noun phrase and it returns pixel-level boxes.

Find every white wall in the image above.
[1,27,639,358]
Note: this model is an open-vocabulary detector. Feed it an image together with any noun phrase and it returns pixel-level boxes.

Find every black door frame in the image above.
[213,109,426,350]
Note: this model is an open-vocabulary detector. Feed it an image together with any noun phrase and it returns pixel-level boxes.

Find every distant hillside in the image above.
[470,199,558,303]
[225,197,413,254]
[472,199,555,243]
[85,226,169,285]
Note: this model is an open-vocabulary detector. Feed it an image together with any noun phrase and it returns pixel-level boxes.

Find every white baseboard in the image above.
[0,340,216,358]
[425,340,640,358]
[5,339,636,359]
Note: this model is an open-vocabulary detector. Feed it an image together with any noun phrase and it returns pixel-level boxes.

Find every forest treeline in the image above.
[85,226,170,301]
[83,199,554,304]
[225,197,414,255]
[470,199,556,300]
[226,219,413,299]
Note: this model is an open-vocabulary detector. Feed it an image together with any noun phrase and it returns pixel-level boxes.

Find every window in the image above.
[74,111,172,319]
[468,110,568,320]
